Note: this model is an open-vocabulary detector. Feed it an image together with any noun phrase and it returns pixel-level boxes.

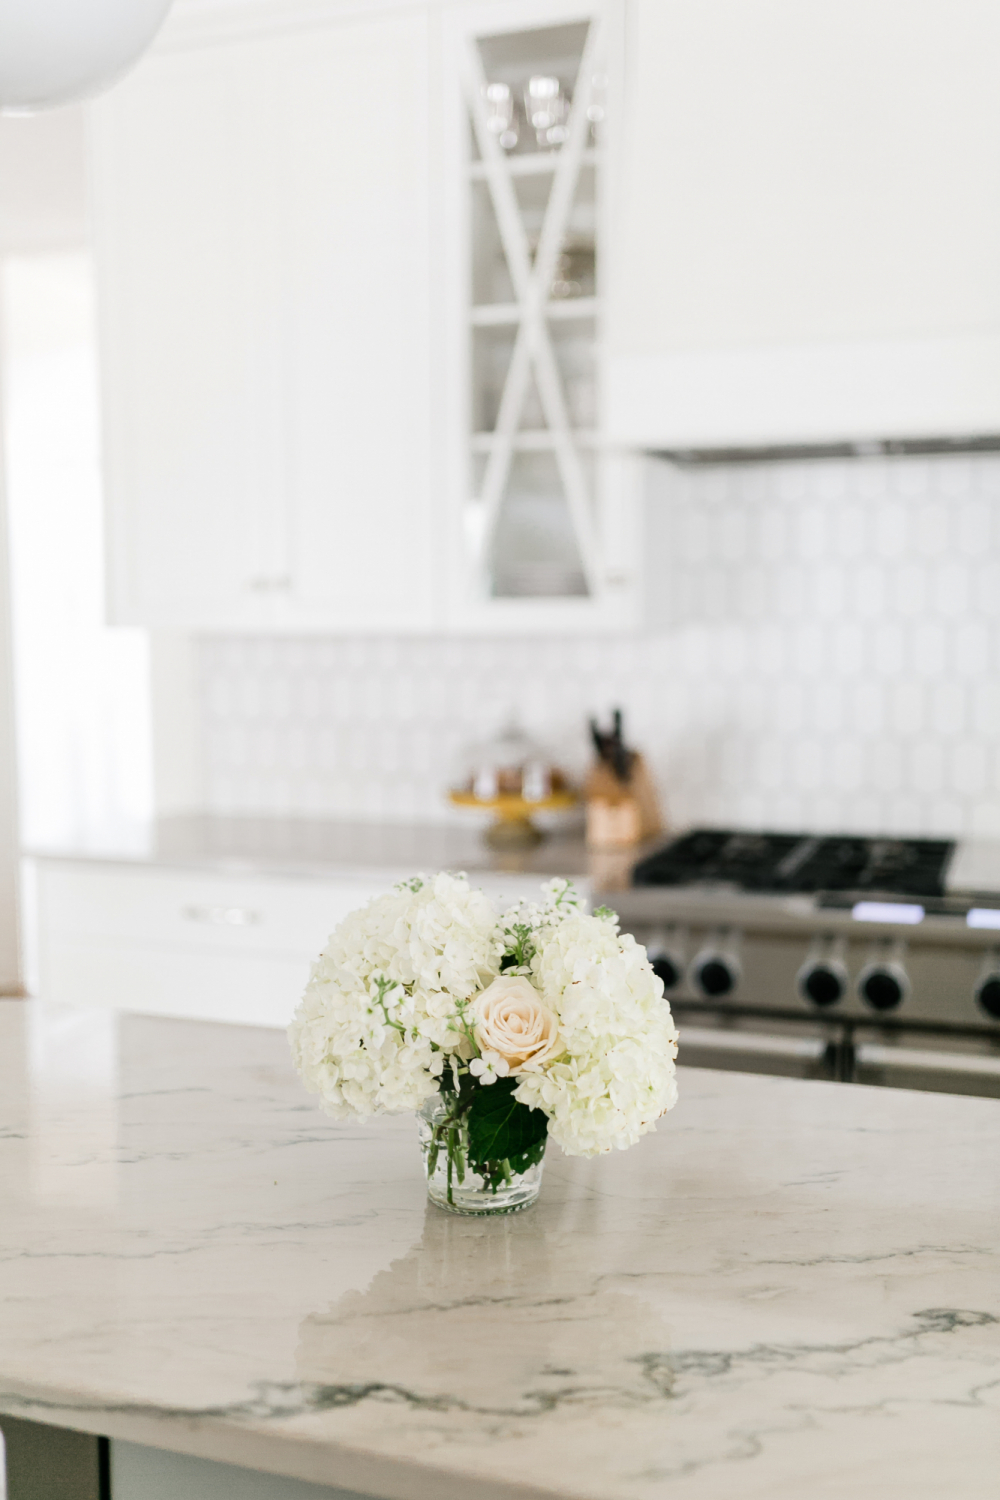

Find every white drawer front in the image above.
[36,865,391,955]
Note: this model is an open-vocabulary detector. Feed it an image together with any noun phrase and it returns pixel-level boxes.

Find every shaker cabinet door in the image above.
[91,9,435,631]
[607,0,1000,448]
[273,13,435,633]
[92,40,278,628]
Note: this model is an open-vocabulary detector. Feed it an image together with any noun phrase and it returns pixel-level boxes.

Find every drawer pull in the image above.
[248,575,292,593]
[855,1043,1000,1078]
[182,905,262,927]
[678,1025,828,1061]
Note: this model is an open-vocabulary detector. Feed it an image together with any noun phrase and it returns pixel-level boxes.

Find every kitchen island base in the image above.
[0,1415,108,1500]
[0,1419,376,1500]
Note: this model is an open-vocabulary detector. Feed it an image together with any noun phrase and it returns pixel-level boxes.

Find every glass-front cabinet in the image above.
[444,0,640,631]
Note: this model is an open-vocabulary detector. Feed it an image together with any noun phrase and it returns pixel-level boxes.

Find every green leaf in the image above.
[467,1078,548,1169]
[504,1137,546,1176]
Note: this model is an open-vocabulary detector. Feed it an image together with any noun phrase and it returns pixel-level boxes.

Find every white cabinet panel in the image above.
[34,864,392,1027]
[92,10,435,630]
[92,42,282,628]
[277,22,435,631]
[44,942,308,1029]
[608,0,1000,446]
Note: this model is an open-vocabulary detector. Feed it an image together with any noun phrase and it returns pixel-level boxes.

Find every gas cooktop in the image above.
[632,829,955,898]
[617,830,1000,1087]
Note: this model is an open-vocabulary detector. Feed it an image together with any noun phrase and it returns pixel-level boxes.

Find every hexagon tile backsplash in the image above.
[199,453,1000,839]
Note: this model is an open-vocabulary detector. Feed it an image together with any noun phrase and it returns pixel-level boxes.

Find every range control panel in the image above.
[637,921,1000,1029]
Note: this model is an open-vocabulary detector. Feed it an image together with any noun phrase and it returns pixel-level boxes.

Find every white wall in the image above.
[0,104,92,993]
[196,451,1000,840]
[0,395,19,990]
[1,253,154,850]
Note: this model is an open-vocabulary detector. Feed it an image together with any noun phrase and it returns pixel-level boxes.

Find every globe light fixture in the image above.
[0,0,173,113]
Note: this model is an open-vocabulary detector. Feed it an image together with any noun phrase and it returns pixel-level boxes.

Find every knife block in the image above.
[585,752,663,850]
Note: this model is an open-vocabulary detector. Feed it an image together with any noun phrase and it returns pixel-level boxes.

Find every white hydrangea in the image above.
[513,909,678,1157]
[290,873,679,1160]
[500,876,585,940]
[288,872,502,1120]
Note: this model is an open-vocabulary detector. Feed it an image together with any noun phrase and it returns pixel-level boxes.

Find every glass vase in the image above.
[418,1093,545,1215]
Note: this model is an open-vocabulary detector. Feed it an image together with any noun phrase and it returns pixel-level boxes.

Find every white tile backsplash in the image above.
[198,453,1000,839]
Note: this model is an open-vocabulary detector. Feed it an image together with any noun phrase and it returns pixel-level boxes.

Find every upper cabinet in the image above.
[93,0,651,636]
[91,0,1000,636]
[440,0,643,632]
[607,0,1000,449]
[91,6,436,631]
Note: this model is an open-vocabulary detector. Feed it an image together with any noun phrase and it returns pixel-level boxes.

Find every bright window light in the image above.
[1,251,153,851]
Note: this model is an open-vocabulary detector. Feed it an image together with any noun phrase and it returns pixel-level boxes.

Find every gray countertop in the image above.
[24,814,660,893]
[1,999,997,1500]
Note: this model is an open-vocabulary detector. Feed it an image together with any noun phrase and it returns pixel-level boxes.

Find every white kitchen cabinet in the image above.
[92,0,658,638]
[441,0,650,633]
[91,6,435,631]
[33,862,389,1027]
[607,0,1000,449]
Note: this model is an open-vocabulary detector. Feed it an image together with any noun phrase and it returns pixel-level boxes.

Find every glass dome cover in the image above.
[450,720,575,849]
[456,721,568,805]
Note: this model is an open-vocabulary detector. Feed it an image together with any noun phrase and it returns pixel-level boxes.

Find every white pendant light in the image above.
[0,0,173,114]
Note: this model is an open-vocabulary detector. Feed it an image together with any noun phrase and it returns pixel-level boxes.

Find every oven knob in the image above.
[645,932,685,993]
[857,960,910,1012]
[974,974,1000,1021]
[650,952,683,991]
[690,950,740,998]
[797,959,848,1008]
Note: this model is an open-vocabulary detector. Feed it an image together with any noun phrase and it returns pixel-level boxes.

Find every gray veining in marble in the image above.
[1,998,998,1500]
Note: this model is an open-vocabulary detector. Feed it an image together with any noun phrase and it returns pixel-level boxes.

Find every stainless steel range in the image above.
[605,829,1000,1098]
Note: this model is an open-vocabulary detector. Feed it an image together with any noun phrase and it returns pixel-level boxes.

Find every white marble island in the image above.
[1,1000,998,1500]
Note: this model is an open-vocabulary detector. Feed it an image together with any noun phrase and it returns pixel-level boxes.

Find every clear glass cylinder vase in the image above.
[418,1092,545,1216]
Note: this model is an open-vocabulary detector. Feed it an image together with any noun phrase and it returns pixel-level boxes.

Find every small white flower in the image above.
[469,1049,510,1085]
[428,1052,445,1076]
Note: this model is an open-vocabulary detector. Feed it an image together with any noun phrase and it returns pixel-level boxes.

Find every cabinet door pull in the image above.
[182,905,262,927]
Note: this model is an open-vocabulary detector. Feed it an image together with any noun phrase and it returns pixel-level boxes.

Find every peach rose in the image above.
[472,976,562,1073]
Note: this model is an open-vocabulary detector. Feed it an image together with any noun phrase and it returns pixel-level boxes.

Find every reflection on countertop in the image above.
[1,999,998,1500]
[24,814,659,890]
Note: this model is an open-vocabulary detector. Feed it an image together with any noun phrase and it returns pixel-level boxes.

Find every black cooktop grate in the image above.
[632,829,955,897]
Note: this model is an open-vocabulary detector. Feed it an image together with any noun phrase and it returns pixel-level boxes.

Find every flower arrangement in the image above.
[289,873,678,1212]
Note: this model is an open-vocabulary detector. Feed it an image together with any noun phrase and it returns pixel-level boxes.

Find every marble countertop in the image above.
[1,999,998,1500]
[24,814,626,885]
